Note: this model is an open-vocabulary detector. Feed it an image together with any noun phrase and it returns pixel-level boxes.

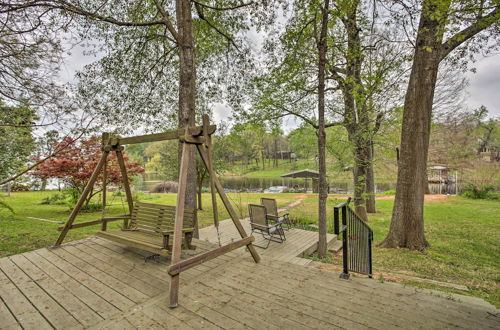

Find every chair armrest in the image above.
[268,223,283,230]
[280,213,289,220]
[267,214,279,220]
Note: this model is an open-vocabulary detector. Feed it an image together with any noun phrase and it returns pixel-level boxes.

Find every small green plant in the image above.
[112,190,124,197]
[80,202,103,212]
[378,273,385,283]
[460,183,499,200]
[40,193,68,205]
[383,189,396,195]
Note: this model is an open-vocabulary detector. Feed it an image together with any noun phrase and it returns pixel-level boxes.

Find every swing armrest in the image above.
[102,215,131,221]
[161,228,195,235]
[57,215,131,231]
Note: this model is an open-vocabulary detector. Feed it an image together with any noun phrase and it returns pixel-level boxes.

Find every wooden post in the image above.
[55,151,109,246]
[196,145,261,264]
[102,133,109,231]
[203,115,219,229]
[169,140,191,308]
[115,147,133,228]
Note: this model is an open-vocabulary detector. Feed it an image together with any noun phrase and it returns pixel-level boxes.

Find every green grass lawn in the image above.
[286,194,500,308]
[0,191,299,257]
[1,191,498,307]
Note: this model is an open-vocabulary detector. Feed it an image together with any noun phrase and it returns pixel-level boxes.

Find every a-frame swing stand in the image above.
[54,115,260,308]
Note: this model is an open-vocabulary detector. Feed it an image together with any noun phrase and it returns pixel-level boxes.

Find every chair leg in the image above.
[265,234,272,249]
[277,227,285,242]
[283,215,292,230]
[280,225,286,240]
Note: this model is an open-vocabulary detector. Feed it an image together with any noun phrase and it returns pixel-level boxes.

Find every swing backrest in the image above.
[130,202,196,234]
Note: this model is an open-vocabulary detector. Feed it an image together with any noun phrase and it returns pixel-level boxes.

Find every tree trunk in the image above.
[339,0,369,221]
[176,0,198,238]
[366,142,376,213]
[352,143,369,221]
[380,2,443,250]
[41,179,47,191]
[316,0,330,258]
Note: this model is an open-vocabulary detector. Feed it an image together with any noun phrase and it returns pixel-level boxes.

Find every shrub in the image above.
[149,181,178,193]
[460,184,500,200]
[40,193,69,205]
[112,190,124,197]
[81,202,103,212]
[247,165,260,172]
[10,183,31,192]
[383,189,396,195]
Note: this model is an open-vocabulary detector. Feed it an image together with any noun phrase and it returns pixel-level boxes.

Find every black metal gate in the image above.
[334,198,373,279]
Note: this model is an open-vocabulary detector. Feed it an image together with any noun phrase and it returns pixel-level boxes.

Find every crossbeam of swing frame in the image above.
[109,125,216,146]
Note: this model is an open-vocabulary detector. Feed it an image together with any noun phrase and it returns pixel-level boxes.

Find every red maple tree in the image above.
[32,136,144,207]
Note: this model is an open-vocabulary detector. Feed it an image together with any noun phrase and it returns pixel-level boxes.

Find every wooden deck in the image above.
[0,229,498,329]
[199,218,338,265]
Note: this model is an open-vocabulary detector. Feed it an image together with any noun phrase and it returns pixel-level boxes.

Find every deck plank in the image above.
[0,257,81,329]
[76,240,168,287]
[63,244,160,297]
[23,250,120,320]
[9,254,103,328]
[0,293,22,330]
[50,246,149,304]
[264,260,496,329]
[35,248,136,311]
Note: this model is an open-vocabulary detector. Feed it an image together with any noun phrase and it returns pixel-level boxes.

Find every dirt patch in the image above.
[376,194,449,202]
[329,194,449,203]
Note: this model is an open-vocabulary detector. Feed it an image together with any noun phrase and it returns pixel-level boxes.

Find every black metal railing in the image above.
[334,198,373,279]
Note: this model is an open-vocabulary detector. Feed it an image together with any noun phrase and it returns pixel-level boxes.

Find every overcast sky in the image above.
[61,45,500,134]
[465,55,500,117]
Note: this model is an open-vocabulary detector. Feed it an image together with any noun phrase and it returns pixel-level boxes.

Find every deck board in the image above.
[1,224,498,329]
[9,254,102,328]
[198,218,337,265]
[0,257,81,329]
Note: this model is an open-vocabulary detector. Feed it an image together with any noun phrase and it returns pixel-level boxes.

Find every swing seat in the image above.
[96,202,196,256]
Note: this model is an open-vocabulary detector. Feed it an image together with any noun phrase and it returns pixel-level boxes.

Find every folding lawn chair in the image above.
[261,197,292,230]
[248,204,285,249]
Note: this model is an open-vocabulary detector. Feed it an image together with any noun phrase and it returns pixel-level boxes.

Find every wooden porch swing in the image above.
[54,114,260,308]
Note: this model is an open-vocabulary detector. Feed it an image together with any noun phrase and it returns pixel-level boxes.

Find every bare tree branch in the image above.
[152,0,179,42]
[1,1,165,27]
[191,0,254,11]
[194,2,239,50]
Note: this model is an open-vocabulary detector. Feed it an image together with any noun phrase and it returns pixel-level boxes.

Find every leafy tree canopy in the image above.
[0,101,36,181]
[31,136,144,205]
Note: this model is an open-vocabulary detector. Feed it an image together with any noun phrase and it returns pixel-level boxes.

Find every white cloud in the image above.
[466,54,500,117]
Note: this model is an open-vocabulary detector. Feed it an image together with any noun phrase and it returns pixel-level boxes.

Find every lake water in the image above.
[135,173,398,194]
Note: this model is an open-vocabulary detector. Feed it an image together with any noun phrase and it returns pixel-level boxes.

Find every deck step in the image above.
[328,239,342,253]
